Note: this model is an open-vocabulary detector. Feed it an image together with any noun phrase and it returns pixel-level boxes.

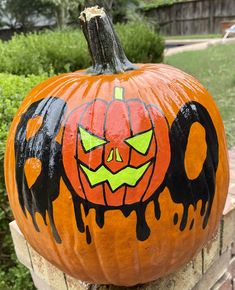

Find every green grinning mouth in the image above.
[80,161,152,192]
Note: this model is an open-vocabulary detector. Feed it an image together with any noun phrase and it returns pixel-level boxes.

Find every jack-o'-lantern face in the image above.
[62,87,170,207]
[79,126,153,191]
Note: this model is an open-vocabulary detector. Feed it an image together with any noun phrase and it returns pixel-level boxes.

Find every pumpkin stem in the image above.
[79,6,137,75]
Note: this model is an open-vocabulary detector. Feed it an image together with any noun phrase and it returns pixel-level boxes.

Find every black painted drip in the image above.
[190,219,194,230]
[69,186,163,243]
[86,225,92,244]
[173,213,178,225]
[154,199,161,220]
[136,204,150,241]
[180,206,189,231]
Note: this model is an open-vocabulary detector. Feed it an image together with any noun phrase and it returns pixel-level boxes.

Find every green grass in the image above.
[165,34,222,40]
[165,42,235,148]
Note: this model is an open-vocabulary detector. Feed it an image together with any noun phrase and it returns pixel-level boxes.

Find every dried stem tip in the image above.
[79,6,105,22]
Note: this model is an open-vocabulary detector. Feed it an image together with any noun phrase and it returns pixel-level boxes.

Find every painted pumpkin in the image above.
[5,6,229,286]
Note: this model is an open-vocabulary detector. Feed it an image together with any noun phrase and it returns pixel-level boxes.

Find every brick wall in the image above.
[9,147,235,290]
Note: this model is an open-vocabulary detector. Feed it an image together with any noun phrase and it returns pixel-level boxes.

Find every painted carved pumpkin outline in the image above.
[63,87,169,203]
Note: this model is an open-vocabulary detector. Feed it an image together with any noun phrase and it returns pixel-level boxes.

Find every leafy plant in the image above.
[117,21,164,63]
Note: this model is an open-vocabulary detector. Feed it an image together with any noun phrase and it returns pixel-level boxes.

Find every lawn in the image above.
[165,34,222,40]
[165,42,235,148]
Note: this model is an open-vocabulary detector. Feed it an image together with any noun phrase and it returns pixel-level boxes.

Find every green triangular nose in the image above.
[107,148,123,162]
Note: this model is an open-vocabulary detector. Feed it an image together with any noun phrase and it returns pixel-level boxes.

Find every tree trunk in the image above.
[55,5,66,29]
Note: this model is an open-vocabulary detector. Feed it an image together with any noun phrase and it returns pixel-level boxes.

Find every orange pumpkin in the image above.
[5,6,229,286]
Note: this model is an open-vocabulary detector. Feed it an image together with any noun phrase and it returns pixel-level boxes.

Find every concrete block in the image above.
[221,209,235,253]
[66,275,90,290]
[30,270,55,290]
[9,220,33,270]
[28,245,67,290]
[229,257,235,278]
[232,243,235,256]
[203,228,221,273]
[211,272,232,290]
[193,248,231,290]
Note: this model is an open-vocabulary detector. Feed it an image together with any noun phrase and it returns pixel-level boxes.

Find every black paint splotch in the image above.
[166,101,219,231]
[14,97,67,243]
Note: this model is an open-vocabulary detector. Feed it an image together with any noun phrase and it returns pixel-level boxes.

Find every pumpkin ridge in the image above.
[74,103,91,201]
[103,98,130,205]
[140,103,159,204]
[125,99,157,205]
[123,97,133,205]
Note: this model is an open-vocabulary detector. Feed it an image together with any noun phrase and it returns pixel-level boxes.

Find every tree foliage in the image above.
[0,0,53,30]
[40,0,140,27]
[0,0,143,30]
[41,0,84,28]
[83,0,140,22]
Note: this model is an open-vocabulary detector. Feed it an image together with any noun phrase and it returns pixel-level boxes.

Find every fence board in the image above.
[143,0,235,35]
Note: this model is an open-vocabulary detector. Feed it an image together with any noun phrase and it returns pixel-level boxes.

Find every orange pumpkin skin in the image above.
[4,63,229,286]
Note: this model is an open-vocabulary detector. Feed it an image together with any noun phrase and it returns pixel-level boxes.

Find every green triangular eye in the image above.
[79,127,107,152]
[125,129,153,155]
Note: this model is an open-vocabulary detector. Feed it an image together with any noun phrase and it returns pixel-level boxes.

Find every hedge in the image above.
[0,73,48,289]
[0,22,164,76]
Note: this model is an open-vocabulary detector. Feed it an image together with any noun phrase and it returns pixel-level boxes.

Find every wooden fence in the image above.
[142,0,235,36]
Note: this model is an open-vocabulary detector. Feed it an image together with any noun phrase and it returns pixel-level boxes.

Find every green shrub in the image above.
[0,73,48,289]
[117,21,164,63]
[0,30,89,75]
[0,22,164,76]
